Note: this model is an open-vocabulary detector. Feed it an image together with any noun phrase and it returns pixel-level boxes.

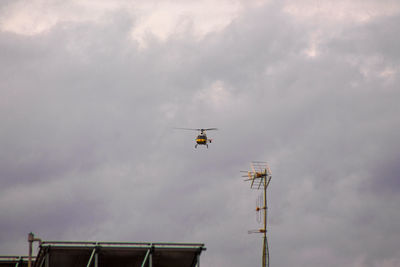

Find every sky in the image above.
[1,0,400,266]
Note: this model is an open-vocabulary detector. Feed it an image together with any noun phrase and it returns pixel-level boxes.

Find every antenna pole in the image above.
[242,162,271,267]
[262,171,268,267]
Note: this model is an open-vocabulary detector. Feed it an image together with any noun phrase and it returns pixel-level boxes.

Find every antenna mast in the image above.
[241,162,272,267]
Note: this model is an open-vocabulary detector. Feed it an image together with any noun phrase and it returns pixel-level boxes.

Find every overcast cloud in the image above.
[1,1,400,266]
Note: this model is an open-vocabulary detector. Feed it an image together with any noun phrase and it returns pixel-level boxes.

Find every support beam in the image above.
[86,248,96,267]
[38,254,46,267]
[141,249,150,267]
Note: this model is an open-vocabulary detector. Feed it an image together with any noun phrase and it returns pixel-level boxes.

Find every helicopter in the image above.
[175,128,218,148]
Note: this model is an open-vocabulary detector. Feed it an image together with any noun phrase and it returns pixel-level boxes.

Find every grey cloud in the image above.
[1,2,400,267]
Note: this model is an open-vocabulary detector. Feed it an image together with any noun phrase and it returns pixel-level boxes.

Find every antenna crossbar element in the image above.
[242,162,272,190]
[248,229,266,234]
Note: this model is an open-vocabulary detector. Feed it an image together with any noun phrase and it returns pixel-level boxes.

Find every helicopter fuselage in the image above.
[195,134,212,148]
[196,134,208,145]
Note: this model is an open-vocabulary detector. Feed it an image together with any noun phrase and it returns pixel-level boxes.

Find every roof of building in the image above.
[33,241,205,267]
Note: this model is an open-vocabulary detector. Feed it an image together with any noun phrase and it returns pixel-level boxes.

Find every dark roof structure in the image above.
[33,241,206,267]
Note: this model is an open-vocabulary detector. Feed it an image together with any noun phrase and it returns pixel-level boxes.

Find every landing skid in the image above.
[195,144,208,148]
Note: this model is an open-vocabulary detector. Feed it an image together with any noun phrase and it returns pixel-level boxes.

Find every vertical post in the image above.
[149,251,153,267]
[28,233,34,267]
[266,236,270,267]
[94,250,98,267]
[262,173,267,267]
[28,232,42,267]
[262,237,266,267]
[197,252,200,267]
[262,168,270,267]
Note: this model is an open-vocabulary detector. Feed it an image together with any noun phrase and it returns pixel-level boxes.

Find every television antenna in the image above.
[241,161,272,267]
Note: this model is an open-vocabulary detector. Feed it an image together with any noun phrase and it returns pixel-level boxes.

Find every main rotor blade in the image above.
[174,128,201,131]
[174,127,218,131]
